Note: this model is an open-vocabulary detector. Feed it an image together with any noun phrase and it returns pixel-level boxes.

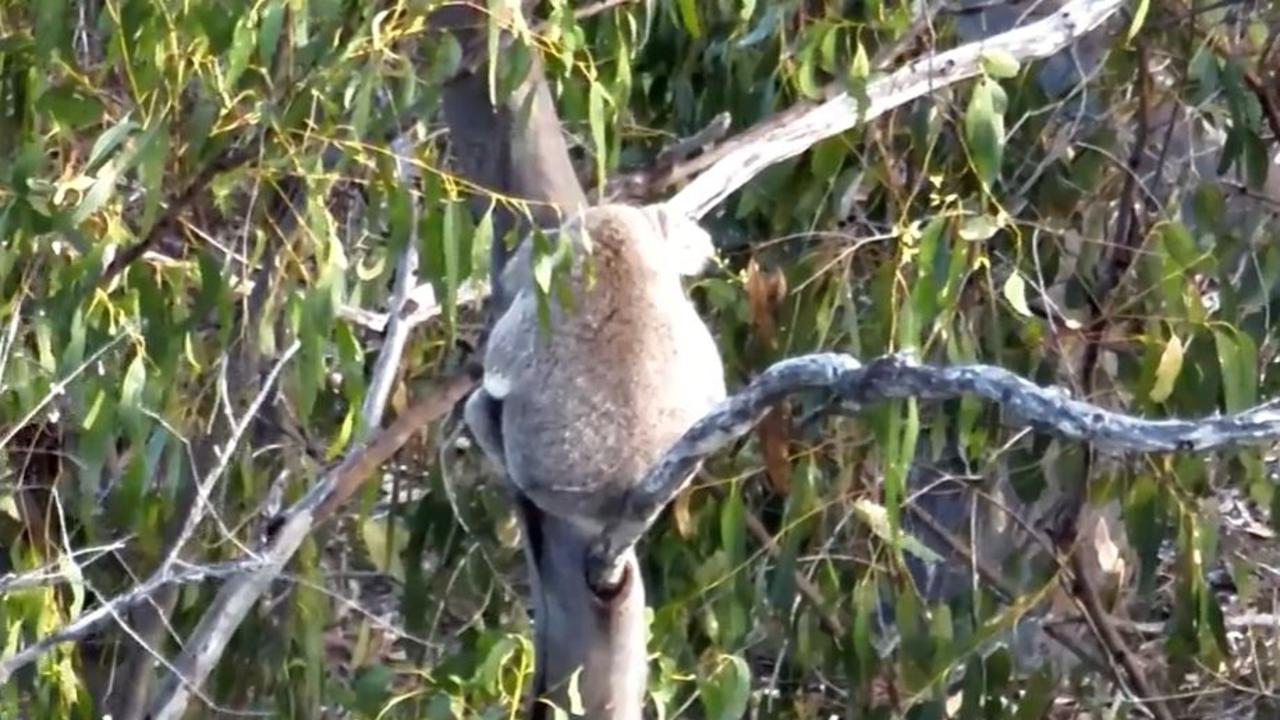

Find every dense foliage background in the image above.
[2,0,1279,717]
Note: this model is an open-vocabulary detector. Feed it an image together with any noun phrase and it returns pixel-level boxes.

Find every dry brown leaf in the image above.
[758,402,793,495]
[744,257,786,348]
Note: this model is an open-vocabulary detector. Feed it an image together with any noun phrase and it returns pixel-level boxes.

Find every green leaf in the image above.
[1188,47,1220,104]
[360,516,408,581]
[37,84,104,128]
[588,80,609,197]
[86,115,139,171]
[1212,329,1248,413]
[850,39,870,80]
[223,12,257,91]
[818,24,838,73]
[1124,473,1165,593]
[351,664,393,716]
[442,202,464,337]
[477,634,520,693]
[796,47,823,100]
[965,78,1006,190]
[809,136,846,180]
[119,351,147,435]
[135,122,169,230]
[698,654,751,720]
[486,0,502,102]
[258,0,286,70]
[1159,221,1207,272]
[34,0,69,59]
[958,214,1000,241]
[720,481,745,567]
[74,166,121,223]
[1242,129,1270,190]
[1149,332,1184,403]
[676,0,703,37]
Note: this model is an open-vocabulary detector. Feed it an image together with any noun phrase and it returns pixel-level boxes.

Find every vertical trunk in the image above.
[522,503,648,719]
[431,6,649,717]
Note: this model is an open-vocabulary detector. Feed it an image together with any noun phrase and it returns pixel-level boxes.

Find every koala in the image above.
[465,202,727,535]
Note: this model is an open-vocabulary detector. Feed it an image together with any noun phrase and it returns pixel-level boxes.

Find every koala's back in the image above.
[491,205,726,527]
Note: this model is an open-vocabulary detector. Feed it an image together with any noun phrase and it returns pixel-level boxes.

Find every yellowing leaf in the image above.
[980,49,1021,79]
[1002,273,1033,318]
[852,499,943,565]
[850,40,870,80]
[1149,333,1184,402]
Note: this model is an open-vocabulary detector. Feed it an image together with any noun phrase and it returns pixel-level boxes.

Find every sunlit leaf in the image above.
[676,0,702,37]
[1002,272,1033,318]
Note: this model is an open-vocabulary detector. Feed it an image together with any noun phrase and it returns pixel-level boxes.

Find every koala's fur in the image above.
[466,202,726,533]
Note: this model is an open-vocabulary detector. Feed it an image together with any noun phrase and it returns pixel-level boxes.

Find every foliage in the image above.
[1,0,1278,718]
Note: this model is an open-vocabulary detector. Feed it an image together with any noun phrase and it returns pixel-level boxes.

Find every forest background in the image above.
[2,0,1280,718]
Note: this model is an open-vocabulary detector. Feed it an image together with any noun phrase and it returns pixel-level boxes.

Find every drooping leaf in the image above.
[965,78,1007,190]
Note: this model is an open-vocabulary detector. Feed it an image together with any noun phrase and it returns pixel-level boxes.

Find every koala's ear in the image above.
[647,203,715,277]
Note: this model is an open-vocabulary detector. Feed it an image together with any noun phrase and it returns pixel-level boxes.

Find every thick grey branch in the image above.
[587,353,1280,588]
[666,0,1125,219]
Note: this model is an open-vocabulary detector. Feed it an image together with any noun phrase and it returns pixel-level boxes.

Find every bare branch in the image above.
[161,341,300,570]
[360,137,424,437]
[336,281,484,333]
[587,353,1280,589]
[0,540,128,594]
[666,0,1125,219]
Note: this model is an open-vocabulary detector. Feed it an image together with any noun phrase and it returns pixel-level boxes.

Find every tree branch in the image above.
[143,371,475,720]
[666,0,1125,220]
[359,137,423,436]
[587,353,1280,589]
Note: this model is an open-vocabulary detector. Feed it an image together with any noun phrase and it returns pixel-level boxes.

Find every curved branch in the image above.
[666,0,1125,219]
[587,352,1280,589]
